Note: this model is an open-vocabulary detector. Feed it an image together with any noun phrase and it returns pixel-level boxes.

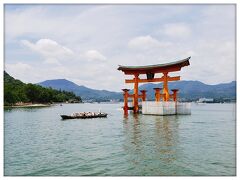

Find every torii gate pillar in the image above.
[133,74,139,113]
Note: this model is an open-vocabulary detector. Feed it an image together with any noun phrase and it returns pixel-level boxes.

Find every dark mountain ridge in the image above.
[138,80,236,100]
[38,79,122,101]
[38,78,236,101]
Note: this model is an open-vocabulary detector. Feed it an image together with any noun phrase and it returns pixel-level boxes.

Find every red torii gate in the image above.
[118,57,190,114]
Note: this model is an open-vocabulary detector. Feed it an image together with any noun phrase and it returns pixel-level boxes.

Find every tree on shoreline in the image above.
[4,71,82,106]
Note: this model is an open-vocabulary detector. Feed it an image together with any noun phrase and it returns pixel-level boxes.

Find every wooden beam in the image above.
[168,76,180,81]
[125,77,163,83]
[125,76,180,83]
[128,94,134,98]
[125,79,136,83]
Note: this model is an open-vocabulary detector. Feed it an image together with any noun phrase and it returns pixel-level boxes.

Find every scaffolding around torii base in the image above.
[118,57,190,114]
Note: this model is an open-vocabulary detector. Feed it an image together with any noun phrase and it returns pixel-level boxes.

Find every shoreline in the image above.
[4,103,52,108]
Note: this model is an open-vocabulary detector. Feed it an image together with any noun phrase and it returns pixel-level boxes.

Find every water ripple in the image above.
[4,103,236,176]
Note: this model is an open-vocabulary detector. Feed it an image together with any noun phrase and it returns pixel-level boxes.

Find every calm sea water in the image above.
[4,103,236,176]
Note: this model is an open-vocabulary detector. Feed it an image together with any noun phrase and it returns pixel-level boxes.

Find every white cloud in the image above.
[6,62,32,72]
[5,62,76,84]
[162,23,191,38]
[5,62,33,82]
[128,35,171,50]
[4,5,236,91]
[84,50,106,61]
[21,39,74,64]
[21,39,107,64]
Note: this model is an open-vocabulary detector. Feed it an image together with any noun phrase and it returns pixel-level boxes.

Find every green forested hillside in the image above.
[4,71,82,106]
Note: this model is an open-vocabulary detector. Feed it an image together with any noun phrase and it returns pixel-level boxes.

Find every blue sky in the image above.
[4,4,235,91]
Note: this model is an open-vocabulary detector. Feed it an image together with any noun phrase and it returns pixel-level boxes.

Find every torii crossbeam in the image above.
[118,57,190,114]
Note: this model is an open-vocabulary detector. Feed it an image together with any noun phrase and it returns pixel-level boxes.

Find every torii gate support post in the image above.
[140,90,147,101]
[154,88,161,102]
[122,89,129,115]
[171,89,179,101]
[171,89,179,114]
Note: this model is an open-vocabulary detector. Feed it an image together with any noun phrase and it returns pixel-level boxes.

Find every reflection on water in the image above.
[122,114,181,175]
[154,116,180,164]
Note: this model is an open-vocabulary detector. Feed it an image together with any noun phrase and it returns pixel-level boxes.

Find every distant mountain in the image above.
[38,79,236,101]
[138,80,236,100]
[38,79,122,101]
[38,79,81,92]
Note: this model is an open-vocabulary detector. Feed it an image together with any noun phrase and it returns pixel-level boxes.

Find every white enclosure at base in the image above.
[142,101,191,115]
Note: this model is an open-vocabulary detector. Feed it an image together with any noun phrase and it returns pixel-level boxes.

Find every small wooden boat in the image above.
[60,112,108,120]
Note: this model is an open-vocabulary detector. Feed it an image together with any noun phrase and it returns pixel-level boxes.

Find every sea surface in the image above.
[4,103,236,176]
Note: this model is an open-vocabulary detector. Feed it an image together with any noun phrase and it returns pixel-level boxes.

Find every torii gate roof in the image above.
[118,56,190,75]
